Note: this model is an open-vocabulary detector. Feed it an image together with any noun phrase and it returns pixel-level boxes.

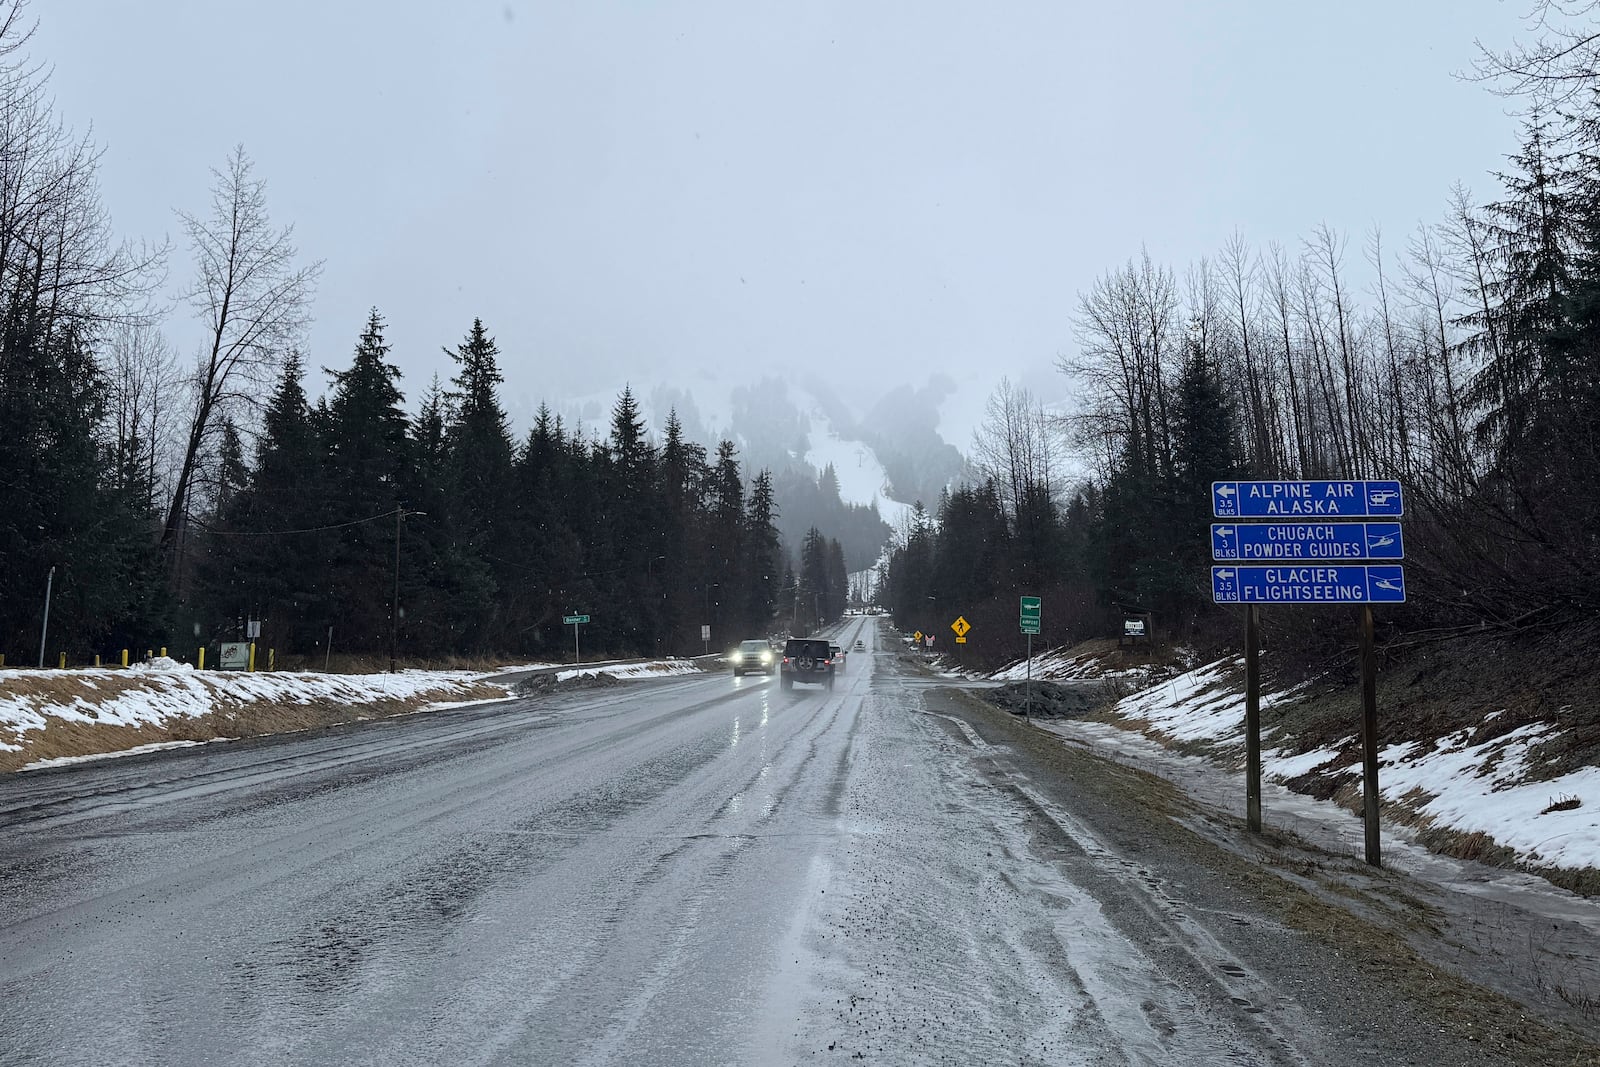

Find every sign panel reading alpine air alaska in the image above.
[1212,480,1403,518]
[1211,521,1403,561]
[1211,565,1406,604]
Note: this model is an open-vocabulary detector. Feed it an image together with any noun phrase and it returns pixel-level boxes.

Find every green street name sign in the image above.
[563,614,591,625]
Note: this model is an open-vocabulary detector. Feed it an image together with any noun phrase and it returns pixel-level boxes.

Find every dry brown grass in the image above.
[1,673,148,705]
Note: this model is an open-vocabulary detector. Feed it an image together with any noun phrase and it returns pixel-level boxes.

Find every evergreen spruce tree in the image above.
[933,483,1008,609]
[598,386,661,650]
[441,321,513,650]
[321,310,413,652]
[446,319,514,532]
[414,375,450,486]
[778,564,798,633]
[702,441,747,645]
[192,415,254,644]
[825,538,848,621]
[1466,111,1578,451]
[0,313,164,657]
[212,418,250,520]
[742,470,781,635]
[238,352,333,654]
[659,411,708,651]
[798,526,829,634]
[506,406,584,654]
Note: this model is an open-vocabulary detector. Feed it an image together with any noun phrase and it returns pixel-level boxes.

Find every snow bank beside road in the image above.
[989,643,1161,685]
[555,660,704,683]
[0,664,509,773]
[0,663,495,743]
[1049,653,1600,875]
[0,657,709,773]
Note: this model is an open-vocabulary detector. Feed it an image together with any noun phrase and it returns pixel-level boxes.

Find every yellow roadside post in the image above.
[160,646,167,658]
[146,649,153,660]
[197,647,205,670]
[248,643,256,672]
[58,652,65,669]
[268,648,275,671]
[94,654,101,667]
[121,649,129,667]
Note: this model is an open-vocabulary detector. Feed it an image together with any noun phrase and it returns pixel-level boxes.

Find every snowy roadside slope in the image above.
[555,660,704,683]
[988,643,1164,685]
[0,657,705,772]
[0,658,511,772]
[1056,654,1600,874]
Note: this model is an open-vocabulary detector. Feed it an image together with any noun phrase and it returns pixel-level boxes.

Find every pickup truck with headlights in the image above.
[730,639,777,676]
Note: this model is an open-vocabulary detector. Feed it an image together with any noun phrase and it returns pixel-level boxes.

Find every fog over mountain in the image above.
[542,374,963,568]
[34,0,1520,523]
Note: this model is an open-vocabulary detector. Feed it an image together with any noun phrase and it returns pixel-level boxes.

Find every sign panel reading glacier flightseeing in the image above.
[1211,522,1404,561]
[1211,565,1406,604]
[1212,480,1403,519]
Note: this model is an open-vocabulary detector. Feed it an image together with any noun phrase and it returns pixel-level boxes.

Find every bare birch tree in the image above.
[162,145,321,563]
[0,2,161,345]
[106,321,180,507]
[971,377,1060,520]
[1472,0,1600,102]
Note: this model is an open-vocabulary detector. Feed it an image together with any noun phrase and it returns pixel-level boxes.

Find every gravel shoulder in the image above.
[926,684,1600,1066]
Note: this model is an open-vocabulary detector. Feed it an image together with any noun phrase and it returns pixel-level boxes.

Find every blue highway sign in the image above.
[1212,480,1403,518]
[1212,565,1406,604]
[1211,521,1403,561]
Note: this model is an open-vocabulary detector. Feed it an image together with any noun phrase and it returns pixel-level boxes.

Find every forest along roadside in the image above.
[879,682,1600,1065]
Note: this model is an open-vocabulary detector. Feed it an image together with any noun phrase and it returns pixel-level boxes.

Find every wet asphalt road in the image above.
[0,619,1575,1065]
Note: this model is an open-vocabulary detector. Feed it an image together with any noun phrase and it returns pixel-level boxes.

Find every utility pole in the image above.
[390,509,425,673]
[37,566,55,669]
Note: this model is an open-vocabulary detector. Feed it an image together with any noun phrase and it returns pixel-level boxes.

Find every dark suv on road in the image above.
[780,638,835,691]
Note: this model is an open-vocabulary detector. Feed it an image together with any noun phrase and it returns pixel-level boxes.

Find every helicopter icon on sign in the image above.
[1368,489,1399,507]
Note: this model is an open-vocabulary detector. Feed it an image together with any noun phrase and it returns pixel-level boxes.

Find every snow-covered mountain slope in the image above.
[521,378,959,534]
[801,415,913,530]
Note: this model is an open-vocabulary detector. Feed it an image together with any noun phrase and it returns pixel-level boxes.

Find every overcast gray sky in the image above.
[38,0,1528,448]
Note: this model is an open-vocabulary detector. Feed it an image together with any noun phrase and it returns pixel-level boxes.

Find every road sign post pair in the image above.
[1212,481,1403,868]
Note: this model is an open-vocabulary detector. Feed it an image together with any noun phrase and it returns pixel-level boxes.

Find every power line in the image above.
[187,507,405,538]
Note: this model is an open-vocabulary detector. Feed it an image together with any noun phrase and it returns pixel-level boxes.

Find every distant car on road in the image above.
[730,639,776,676]
[781,638,835,690]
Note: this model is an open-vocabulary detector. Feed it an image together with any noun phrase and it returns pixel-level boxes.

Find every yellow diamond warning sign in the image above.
[951,616,971,638]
